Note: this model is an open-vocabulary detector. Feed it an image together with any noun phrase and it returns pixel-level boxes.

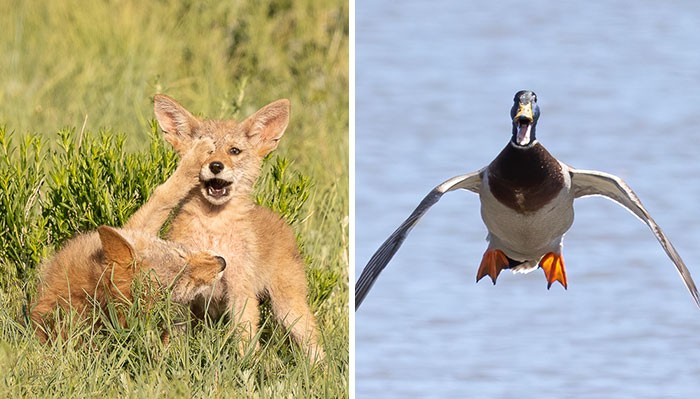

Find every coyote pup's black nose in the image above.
[209,161,224,174]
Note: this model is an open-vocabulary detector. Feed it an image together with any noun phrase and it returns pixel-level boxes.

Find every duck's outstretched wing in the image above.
[570,168,700,308]
[355,171,483,310]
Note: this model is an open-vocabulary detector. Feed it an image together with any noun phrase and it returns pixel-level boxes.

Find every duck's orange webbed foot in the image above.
[476,249,510,285]
[539,252,568,289]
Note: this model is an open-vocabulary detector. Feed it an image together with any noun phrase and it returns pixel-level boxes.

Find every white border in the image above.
[348,0,356,398]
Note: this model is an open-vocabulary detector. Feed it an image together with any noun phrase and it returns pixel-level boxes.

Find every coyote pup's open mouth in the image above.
[204,178,232,199]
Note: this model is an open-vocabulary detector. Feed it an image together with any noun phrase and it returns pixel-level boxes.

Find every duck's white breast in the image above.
[478,162,576,261]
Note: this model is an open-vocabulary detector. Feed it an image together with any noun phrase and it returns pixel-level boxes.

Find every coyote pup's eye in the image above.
[228,147,241,155]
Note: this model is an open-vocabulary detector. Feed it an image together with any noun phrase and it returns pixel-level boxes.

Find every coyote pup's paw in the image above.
[174,138,215,187]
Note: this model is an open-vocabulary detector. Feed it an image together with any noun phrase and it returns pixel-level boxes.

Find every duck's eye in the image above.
[228,147,241,155]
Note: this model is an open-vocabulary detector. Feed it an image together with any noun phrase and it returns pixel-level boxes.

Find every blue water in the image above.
[355,1,700,398]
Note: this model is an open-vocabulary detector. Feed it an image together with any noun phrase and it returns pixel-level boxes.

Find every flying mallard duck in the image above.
[355,90,700,310]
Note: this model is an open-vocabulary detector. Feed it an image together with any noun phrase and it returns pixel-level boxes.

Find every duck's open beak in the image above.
[514,102,534,146]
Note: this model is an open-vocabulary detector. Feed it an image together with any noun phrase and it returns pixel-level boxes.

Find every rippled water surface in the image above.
[355,1,700,398]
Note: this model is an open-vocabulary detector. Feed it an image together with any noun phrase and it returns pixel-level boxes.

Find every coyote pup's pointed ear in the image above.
[98,226,136,266]
[153,94,200,154]
[245,99,291,157]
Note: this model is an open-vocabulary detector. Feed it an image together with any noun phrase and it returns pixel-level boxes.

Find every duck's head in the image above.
[510,90,540,147]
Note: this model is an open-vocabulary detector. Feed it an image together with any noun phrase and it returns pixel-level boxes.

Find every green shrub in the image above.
[43,125,179,246]
[0,128,48,279]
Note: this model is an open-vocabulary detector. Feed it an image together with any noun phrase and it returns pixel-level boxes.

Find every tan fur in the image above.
[154,94,324,361]
[31,139,224,341]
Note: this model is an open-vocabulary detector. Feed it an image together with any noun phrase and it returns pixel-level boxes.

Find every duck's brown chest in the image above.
[487,143,565,214]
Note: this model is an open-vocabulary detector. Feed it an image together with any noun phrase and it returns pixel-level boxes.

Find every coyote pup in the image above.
[31,139,224,341]
[154,94,324,361]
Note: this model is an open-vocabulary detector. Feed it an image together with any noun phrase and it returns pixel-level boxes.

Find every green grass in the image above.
[0,0,348,397]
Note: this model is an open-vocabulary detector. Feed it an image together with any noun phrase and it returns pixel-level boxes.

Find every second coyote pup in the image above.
[31,139,224,341]
[154,94,324,361]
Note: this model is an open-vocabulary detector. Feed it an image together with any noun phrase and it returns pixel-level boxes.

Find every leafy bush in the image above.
[0,128,48,278]
[43,124,179,247]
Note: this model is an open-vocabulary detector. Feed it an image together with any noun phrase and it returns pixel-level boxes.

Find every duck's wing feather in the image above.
[355,171,483,310]
[570,168,700,308]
